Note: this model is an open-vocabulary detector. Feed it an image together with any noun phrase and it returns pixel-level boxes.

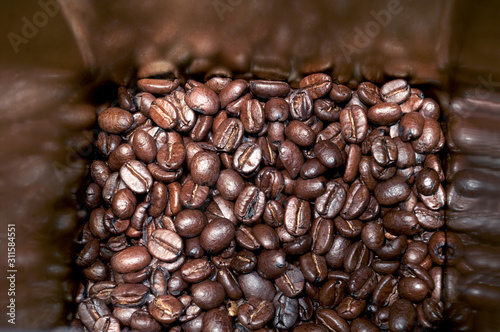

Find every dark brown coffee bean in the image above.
[135,92,156,117]
[376,235,408,260]
[367,102,402,126]
[120,161,153,195]
[282,235,312,256]
[147,229,183,262]
[137,78,179,94]
[278,140,304,179]
[351,317,378,332]
[284,196,311,236]
[309,217,334,255]
[202,308,232,332]
[315,180,347,219]
[294,177,327,200]
[190,115,213,142]
[399,112,425,141]
[78,298,111,330]
[337,296,366,320]
[325,235,351,269]
[285,120,316,147]
[275,264,305,298]
[76,238,100,267]
[340,105,368,144]
[319,275,347,307]
[316,308,349,332]
[314,98,341,122]
[216,169,245,201]
[313,139,343,168]
[241,99,265,134]
[257,249,288,279]
[264,97,289,122]
[213,118,244,152]
[348,266,377,299]
[239,271,276,302]
[381,79,411,104]
[130,310,161,332]
[411,118,441,154]
[148,294,183,324]
[416,168,440,196]
[180,258,213,283]
[131,129,157,163]
[252,224,279,250]
[357,82,381,106]
[110,245,151,274]
[237,297,274,330]
[341,180,370,219]
[373,275,399,308]
[317,121,346,150]
[174,209,207,238]
[374,177,411,205]
[300,158,328,179]
[234,185,266,225]
[299,253,327,283]
[184,85,220,115]
[287,89,313,121]
[190,151,220,186]
[98,107,133,134]
[389,299,417,332]
[299,73,332,99]
[250,80,290,99]
[111,188,136,219]
[371,136,398,167]
[157,142,185,171]
[111,283,148,307]
[344,241,372,273]
[109,143,136,171]
[233,142,263,176]
[328,83,352,104]
[179,179,209,209]
[200,218,235,254]
[150,98,178,129]
[383,210,421,236]
[219,79,248,108]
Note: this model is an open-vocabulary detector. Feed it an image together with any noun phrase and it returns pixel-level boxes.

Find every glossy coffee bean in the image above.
[190,151,220,186]
[110,246,151,274]
[147,229,183,262]
[184,85,220,115]
[299,253,327,283]
[367,102,402,126]
[315,180,347,219]
[257,249,288,279]
[389,299,417,332]
[383,210,421,236]
[250,80,290,99]
[148,295,183,324]
[381,79,411,104]
[235,186,266,225]
[98,107,133,134]
[200,218,235,254]
[299,73,332,99]
[314,98,341,122]
[284,196,312,236]
[150,98,178,130]
[374,177,411,205]
[316,308,349,332]
[233,142,263,176]
[286,89,313,121]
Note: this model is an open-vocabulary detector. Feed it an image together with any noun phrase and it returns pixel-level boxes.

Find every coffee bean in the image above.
[219,79,248,108]
[257,249,288,279]
[98,107,134,134]
[241,99,265,133]
[389,299,417,332]
[234,186,266,225]
[239,271,276,302]
[314,99,341,122]
[233,142,263,176]
[319,275,347,307]
[213,118,244,152]
[278,140,304,179]
[316,308,350,332]
[340,106,368,144]
[147,229,183,262]
[111,283,149,307]
[190,151,220,186]
[184,85,220,115]
[148,295,183,324]
[179,179,209,209]
[250,80,290,99]
[368,102,402,126]
[313,139,343,168]
[374,176,411,205]
[200,218,235,253]
[284,196,312,236]
[357,82,381,106]
[299,253,327,283]
[287,89,313,121]
[150,98,178,129]
[381,79,411,104]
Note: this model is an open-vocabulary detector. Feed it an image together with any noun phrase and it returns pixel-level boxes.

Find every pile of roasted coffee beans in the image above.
[73,74,454,331]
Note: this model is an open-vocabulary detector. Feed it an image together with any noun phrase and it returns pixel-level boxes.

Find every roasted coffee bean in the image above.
[137,78,178,94]
[340,105,368,144]
[181,258,213,283]
[257,249,288,279]
[361,221,385,250]
[96,132,122,157]
[255,167,284,199]
[375,176,411,205]
[110,246,151,274]
[157,142,185,171]
[278,140,304,179]
[348,266,377,299]
[381,79,411,104]
[111,283,149,307]
[282,235,312,256]
[252,224,279,250]
[376,235,408,260]
[147,229,183,262]
[78,298,111,330]
[299,253,327,283]
[334,217,363,238]
[109,143,136,171]
[233,142,263,176]
[200,218,235,254]
[351,317,378,332]
[325,235,351,269]
[367,102,402,126]
[371,136,398,166]
[383,210,421,236]
[373,275,399,308]
[235,225,261,251]
[250,80,290,99]
[219,79,248,108]
[344,241,372,273]
[285,120,316,147]
[340,181,370,220]
[230,250,257,274]
[190,151,220,186]
[213,118,244,152]
[179,179,209,209]
[98,107,134,134]
[272,292,299,329]
[184,85,220,115]
[294,177,326,200]
[313,139,343,168]
[314,98,341,122]
[411,118,441,154]
[150,98,178,129]
[148,295,183,324]
[319,274,347,307]
[301,158,328,179]
[275,264,305,298]
[284,196,312,236]
[241,98,265,133]
[309,217,334,255]
[428,231,464,266]
[286,89,313,120]
[316,308,350,332]
[131,129,157,163]
[202,308,232,332]
[357,82,381,106]
[399,112,425,141]
[238,297,274,330]
[234,186,266,225]
[239,271,276,302]
[174,209,207,238]
[337,296,366,320]
[216,169,245,201]
[315,180,347,219]
[264,97,289,122]
[299,73,332,99]
[389,299,417,332]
